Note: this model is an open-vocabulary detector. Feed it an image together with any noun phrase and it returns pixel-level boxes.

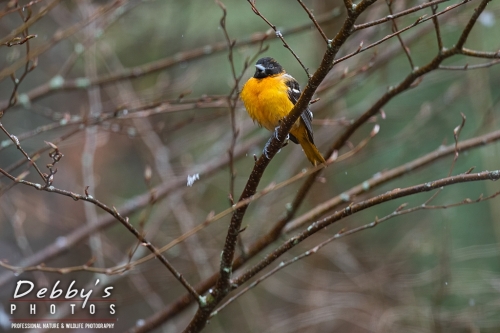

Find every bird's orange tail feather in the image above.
[299,138,325,166]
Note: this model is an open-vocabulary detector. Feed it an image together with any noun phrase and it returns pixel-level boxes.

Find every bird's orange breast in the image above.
[241,76,295,131]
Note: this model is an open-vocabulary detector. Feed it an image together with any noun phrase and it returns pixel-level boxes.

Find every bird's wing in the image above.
[284,74,315,144]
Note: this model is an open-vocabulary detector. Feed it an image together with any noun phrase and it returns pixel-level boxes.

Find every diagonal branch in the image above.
[180,1,379,331]
[233,169,500,287]
[0,167,202,303]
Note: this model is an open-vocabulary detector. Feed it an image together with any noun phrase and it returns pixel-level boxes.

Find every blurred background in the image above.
[0,0,500,332]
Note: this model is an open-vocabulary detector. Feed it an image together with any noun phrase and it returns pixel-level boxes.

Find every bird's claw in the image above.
[263,137,272,159]
[282,134,290,148]
[273,125,290,144]
[273,125,280,140]
[263,126,289,160]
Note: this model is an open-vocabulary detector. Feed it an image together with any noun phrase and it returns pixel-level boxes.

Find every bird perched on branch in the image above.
[240,57,325,166]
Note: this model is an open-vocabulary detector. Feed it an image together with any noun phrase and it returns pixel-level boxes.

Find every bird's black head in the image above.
[253,57,284,79]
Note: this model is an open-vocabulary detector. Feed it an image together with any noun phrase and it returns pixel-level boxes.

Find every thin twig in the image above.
[0,0,124,83]
[386,0,415,69]
[217,0,241,205]
[1,2,37,118]
[0,134,264,287]
[353,0,453,30]
[448,113,466,176]
[0,128,380,276]
[286,0,491,246]
[0,0,62,46]
[284,128,500,233]
[0,123,46,182]
[128,125,500,333]
[430,0,444,50]
[335,0,472,66]
[0,166,202,304]
[213,190,500,315]
[459,48,500,59]
[0,9,342,109]
[439,60,500,70]
[179,0,383,331]
[128,0,494,330]
[247,0,311,78]
[296,0,329,43]
[0,0,44,20]
[233,169,500,289]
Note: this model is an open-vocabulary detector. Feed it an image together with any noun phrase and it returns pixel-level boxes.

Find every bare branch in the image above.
[247,0,311,77]
[234,169,500,288]
[0,166,202,304]
[285,128,500,232]
[439,60,500,70]
[385,0,415,69]
[353,0,453,30]
[213,189,500,316]
[296,0,329,43]
[430,0,444,50]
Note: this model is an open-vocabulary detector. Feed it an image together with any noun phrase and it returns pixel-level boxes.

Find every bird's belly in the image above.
[242,77,295,132]
[254,93,291,131]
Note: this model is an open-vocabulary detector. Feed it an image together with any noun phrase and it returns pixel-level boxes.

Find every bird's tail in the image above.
[299,138,326,166]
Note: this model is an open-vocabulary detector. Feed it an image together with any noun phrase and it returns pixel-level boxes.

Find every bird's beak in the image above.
[255,64,266,72]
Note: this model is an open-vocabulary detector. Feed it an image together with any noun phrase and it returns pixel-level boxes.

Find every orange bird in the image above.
[240,57,325,166]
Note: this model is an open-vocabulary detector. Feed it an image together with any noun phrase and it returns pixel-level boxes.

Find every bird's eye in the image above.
[268,64,274,69]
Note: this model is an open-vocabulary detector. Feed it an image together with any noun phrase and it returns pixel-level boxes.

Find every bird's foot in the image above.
[263,126,289,159]
[263,136,273,159]
[272,124,281,140]
[273,124,289,145]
